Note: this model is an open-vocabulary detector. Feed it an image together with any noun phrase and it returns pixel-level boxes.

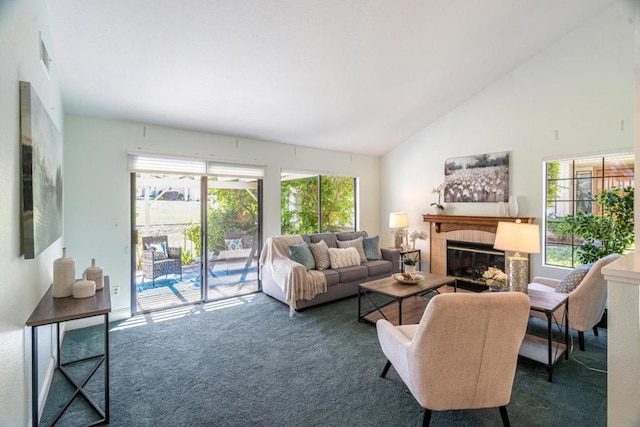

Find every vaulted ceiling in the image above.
[48,0,614,156]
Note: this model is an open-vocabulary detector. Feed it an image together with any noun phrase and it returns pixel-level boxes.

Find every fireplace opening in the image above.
[447,240,505,291]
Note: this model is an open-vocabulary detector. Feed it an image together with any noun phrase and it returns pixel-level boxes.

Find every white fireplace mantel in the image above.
[602,252,640,426]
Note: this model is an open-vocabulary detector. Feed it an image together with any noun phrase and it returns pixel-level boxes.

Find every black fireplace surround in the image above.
[446,240,505,291]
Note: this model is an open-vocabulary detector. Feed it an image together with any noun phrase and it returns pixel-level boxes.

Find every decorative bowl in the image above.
[393,273,425,285]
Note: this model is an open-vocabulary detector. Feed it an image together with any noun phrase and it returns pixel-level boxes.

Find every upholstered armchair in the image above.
[141,235,182,285]
[376,292,530,426]
[528,253,621,351]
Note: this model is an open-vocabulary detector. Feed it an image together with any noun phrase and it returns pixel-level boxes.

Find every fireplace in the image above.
[424,215,534,289]
[447,240,505,291]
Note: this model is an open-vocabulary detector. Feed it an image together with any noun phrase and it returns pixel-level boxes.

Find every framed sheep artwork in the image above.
[443,151,509,203]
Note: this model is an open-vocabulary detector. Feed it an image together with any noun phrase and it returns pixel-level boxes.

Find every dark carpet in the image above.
[41,292,607,426]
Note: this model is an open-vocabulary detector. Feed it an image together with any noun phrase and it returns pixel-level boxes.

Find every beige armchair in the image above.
[528,253,621,351]
[376,292,530,426]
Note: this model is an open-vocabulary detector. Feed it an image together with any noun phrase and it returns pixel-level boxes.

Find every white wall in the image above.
[381,0,636,279]
[0,1,65,425]
[62,116,381,313]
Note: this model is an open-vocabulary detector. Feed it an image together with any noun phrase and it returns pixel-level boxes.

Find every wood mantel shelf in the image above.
[423,214,535,233]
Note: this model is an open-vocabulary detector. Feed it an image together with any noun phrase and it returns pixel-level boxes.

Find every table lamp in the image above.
[493,220,540,293]
[389,212,409,249]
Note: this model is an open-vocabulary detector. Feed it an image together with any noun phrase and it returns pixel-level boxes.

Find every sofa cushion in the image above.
[289,243,316,270]
[556,263,593,293]
[335,265,369,283]
[363,235,382,260]
[309,240,331,270]
[337,237,367,263]
[328,247,360,269]
[320,269,340,286]
[365,259,392,277]
[308,233,338,248]
[336,231,367,241]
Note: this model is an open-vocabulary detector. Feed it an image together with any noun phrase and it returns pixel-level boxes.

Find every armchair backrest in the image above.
[569,253,621,331]
[408,292,530,411]
[142,235,168,250]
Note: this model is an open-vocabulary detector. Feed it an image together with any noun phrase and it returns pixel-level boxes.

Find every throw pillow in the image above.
[556,263,592,293]
[363,235,382,260]
[225,238,244,251]
[337,237,367,263]
[328,247,361,269]
[309,240,331,270]
[147,243,168,260]
[289,243,316,270]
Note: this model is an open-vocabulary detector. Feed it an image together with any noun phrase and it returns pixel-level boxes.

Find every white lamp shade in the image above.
[389,212,409,228]
[493,221,540,254]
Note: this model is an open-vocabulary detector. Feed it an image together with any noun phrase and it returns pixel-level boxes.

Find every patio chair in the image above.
[141,235,182,285]
[208,231,257,278]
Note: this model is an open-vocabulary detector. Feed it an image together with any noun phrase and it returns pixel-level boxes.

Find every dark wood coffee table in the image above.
[358,272,456,325]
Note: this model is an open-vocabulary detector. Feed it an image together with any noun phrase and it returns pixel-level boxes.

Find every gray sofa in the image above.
[261,231,400,310]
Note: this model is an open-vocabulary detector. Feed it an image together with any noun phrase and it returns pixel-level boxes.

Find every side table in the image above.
[26,277,111,426]
[518,288,569,382]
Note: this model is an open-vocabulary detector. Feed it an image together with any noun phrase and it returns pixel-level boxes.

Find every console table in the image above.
[26,277,111,426]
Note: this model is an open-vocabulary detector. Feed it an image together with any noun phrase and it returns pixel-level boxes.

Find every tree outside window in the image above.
[544,154,634,267]
[281,173,356,235]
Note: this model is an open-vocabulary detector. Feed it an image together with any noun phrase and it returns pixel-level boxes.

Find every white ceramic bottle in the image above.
[73,273,96,299]
[53,247,75,298]
[84,258,104,291]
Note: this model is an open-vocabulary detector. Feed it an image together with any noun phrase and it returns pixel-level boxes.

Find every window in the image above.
[281,172,356,234]
[544,153,634,267]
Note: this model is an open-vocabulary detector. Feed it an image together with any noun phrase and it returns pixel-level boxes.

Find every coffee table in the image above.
[518,288,569,382]
[358,272,456,325]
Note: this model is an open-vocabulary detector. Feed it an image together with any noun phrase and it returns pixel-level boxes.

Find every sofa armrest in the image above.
[381,248,401,273]
[531,276,560,290]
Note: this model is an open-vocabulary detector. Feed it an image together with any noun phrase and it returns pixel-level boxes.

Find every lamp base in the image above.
[508,255,529,294]
[393,230,404,249]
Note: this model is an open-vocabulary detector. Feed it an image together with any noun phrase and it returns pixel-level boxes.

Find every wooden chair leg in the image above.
[499,406,510,427]
[593,326,599,336]
[422,408,432,427]
[380,360,392,378]
[578,331,585,351]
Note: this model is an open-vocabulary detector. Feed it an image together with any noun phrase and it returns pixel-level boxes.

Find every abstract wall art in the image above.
[20,81,63,259]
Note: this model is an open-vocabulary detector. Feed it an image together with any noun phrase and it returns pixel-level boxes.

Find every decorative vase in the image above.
[431,206,445,215]
[84,258,104,291]
[405,265,416,274]
[73,273,96,299]
[53,247,75,298]
[497,201,508,217]
[508,196,519,217]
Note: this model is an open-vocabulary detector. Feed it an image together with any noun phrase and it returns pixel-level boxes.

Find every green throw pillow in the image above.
[289,243,316,271]
[363,235,382,260]
[556,263,592,293]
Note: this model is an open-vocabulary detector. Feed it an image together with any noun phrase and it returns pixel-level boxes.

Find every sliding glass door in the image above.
[204,176,260,300]
[130,155,263,314]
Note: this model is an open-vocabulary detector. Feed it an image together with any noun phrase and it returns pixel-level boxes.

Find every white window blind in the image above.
[128,153,264,178]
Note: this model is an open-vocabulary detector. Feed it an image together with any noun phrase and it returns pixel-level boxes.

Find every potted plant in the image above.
[431,183,445,214]
[403,257,417,273]
[482,267,507,291]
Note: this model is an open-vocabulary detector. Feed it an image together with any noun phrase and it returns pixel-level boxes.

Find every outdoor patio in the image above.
[135,261,259,312]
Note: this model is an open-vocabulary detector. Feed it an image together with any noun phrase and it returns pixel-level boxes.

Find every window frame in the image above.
[543,151,634,268]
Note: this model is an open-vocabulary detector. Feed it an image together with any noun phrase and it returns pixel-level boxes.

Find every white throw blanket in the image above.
[259,235,327,315]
